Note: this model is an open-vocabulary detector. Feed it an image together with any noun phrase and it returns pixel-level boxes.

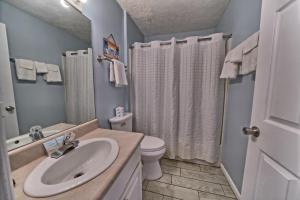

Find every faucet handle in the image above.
[63,132,76,145]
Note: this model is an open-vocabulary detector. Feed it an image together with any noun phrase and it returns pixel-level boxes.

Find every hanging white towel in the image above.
[109,62,115,82]
[239,32,259,75]
[240,47,258,75]
[34,61,48,74]
[220,60,239,79]
[220,51,240,79]
[44,64,62,83]
[15,59,36,81]
[112,59,127,87]
[230,43,243,63]
[243,32,259,54]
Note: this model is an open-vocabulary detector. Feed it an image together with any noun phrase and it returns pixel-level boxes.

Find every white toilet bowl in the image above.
[141,136,166,180]
[109,113,166,181]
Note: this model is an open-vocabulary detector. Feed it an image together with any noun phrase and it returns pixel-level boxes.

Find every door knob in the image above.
[5,106,15,112]
[243,126,260,138]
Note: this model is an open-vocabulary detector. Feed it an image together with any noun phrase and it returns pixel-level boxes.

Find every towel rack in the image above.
[97,55,115,63]
[97,55,128,71]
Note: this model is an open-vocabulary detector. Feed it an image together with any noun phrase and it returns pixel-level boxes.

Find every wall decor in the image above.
[103,34,120,60]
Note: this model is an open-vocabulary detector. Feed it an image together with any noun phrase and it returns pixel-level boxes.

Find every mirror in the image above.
[0,0,95,151]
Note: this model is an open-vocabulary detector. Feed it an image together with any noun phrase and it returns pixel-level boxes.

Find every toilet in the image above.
[109,113,166,180]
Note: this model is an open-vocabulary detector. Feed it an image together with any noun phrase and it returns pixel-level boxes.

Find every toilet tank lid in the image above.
[109,112,133,123]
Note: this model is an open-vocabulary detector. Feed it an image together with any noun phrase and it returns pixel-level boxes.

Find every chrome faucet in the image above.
[29,126,44,141]
[50,132,79,159]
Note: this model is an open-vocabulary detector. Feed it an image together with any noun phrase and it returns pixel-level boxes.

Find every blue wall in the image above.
[127,14,144,46]
[216,0,262,192]
[0,1,90,134]
[145,28,215,42]
[83,0,143,128]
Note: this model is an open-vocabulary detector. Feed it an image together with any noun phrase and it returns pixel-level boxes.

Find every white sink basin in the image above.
[24,138,119,197]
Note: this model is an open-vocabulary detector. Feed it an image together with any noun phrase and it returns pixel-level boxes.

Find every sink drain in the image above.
[73,172,84,179]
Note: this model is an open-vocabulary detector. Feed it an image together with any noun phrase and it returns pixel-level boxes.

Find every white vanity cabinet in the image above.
[103,147,142,200]
[120,163,142,200]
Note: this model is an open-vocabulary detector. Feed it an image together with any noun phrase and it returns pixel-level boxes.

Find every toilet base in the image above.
[142,161,162,180]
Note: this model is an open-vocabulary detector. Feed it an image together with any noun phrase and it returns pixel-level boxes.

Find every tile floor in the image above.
[143,158,237,200]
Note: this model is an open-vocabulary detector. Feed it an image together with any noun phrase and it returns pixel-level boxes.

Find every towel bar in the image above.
[97,55,128,71]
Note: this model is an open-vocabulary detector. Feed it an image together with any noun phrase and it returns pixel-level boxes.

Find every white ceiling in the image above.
[117,0,230,36]
[3,0,91,43]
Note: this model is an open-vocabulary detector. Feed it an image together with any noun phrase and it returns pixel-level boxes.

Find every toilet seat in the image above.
[141,136,165,152]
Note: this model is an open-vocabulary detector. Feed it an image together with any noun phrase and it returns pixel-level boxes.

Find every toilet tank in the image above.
[109,113,133,132]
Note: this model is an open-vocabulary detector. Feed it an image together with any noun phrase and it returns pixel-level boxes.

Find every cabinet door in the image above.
[123,163,142,200]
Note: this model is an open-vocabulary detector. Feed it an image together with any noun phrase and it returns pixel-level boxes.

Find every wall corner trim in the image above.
[220,163,241,200]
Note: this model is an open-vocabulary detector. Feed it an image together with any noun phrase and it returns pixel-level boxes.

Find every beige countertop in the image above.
[12,128,144,200]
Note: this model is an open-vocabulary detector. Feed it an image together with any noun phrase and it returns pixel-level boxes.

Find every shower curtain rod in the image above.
[129,33,232,49]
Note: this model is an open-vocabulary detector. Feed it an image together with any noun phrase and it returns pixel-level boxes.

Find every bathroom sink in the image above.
[24,138,119,197]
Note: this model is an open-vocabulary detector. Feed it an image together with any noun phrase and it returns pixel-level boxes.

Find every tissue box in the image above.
[115,106,124,117]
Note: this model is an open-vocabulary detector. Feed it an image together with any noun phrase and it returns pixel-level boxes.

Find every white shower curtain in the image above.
[63,48,95,125]
[130,34,226,163]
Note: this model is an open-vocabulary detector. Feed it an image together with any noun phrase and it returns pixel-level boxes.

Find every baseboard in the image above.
[220,163,241,200]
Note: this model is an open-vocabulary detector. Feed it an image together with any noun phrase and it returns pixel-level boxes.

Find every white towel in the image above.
[243,32,259,54]
[15,59,36,81]
[112,59,127,87]
[43,64,62,83]
[239,32,259,75]
[240,47,258,75]
[230,43,243,63]
[220,51,240,79]
[109,62,115,82]
[34,61,48,74]
[220,60,239,79]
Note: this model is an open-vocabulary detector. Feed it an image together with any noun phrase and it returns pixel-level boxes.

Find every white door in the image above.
[241,0,300,199]
[0,23,19,139]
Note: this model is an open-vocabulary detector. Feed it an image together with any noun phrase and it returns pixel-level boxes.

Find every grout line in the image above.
[179,174,228,186]
[146,180,235,199]
[199,191,237,200]
[220,183,225,196]
[162,163,217,173]
[179,167,181,176]
[178,167,225,178]
[172,175,224,186]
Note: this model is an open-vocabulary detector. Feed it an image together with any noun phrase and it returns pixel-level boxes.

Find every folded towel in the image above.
[239,32,259,75]
[35,61,48,74]
[15,59,36,81]
[44,64,62,83]
[109,62,115,82]
[230,43,243,63]
[112,59,127,87]
[220,61,239,79]
[243,32,259,54]
[240,47,258,75]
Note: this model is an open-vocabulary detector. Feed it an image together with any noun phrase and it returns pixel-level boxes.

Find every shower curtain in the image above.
[130,34,226,163]
[63,48,95,125]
